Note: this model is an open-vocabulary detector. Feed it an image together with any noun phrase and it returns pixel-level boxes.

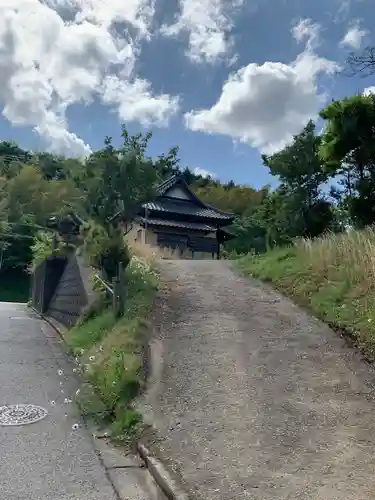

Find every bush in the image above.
[82,221,130,282]
[30,231,70,270]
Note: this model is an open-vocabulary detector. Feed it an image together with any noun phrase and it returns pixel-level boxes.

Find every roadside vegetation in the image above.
[66,253,159,442]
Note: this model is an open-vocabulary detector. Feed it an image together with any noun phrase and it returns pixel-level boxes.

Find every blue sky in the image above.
[0,0,374,189]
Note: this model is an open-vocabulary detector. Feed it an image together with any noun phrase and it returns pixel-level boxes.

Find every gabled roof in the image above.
[112,174,234,223]
[156,174,202,202]
[153,175,234,220]
[143,199,233,220]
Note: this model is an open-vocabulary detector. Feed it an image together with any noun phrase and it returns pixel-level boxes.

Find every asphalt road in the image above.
[0,301,161,500]
[142,260,375,500]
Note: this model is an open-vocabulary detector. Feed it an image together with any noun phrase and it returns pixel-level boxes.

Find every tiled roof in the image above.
[156,175,181,195]
[139,217,216,231]
[155,175,234,219]
[143,198,233,220]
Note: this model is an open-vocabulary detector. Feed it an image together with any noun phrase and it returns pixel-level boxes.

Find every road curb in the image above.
[137,443,189,500]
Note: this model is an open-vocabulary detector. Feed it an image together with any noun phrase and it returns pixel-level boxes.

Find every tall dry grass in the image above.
[296,226,375,291]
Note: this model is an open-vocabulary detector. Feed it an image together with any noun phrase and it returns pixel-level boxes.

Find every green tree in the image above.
[77,128,163,227]
[0,164,82,271]
[261,121,333,241]
[5,165,82,225]
[76,127,180,278]
[319,94,375,226]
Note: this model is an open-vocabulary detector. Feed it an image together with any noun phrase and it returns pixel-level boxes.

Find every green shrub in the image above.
[30,231,70,270]
[82,220,130,281]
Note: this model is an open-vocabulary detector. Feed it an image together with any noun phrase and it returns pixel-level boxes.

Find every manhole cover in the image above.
[0,404,48,426]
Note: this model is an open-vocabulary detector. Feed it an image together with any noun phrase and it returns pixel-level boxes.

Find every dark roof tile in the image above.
[140,217,216,231]
[143,198,233,220]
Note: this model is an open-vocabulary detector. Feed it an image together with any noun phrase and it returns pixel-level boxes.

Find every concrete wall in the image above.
[46,251,96,328]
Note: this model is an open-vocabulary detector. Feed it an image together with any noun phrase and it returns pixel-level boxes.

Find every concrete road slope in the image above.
[141,260,375,500]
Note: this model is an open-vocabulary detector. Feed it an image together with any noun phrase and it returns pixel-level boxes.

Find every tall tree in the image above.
[261,121,333,240]
[78,130,160,227]
[319,94,375,226]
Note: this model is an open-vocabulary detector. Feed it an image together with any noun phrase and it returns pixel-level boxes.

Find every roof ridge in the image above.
[205,203,234,217]
[155,174,234,218]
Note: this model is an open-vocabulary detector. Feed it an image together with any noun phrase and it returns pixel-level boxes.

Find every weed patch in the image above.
[66,253,158,443]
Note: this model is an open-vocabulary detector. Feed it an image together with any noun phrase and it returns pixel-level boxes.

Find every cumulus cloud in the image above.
[161,0,243,64]
[193,167,215,178]
[363,86,375,96]
[340,21,368,49]
[101,76,180,126]
[0,0,179,157]
[184,19,339,154]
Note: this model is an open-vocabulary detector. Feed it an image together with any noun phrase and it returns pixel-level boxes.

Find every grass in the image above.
[237,227,375,361]
[66,252,159,443]
[0,269,30,302]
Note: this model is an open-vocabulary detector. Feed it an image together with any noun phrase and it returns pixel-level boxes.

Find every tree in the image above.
[0,164,82,271]
[194,182,268,217]
[319,94,375,226]
[74,127,182,277]
[79,134,158,228]
[5,165,82,225]
[261,121,333,240]
[347,46,375,76]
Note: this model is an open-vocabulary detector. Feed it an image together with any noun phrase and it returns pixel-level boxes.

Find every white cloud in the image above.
[0,0,179,157]
[161,0,243,64]
[340,21,368,50]
[184,19,339,154]
[363,86,375,96]
[101,76,180,126]
[193,167,214,178]
[291,18,320,50]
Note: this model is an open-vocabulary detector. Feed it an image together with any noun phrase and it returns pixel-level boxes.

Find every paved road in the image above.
[141,260,375,500]
[0,302,162,500]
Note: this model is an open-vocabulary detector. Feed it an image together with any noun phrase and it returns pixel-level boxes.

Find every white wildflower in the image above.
[57,369,63,376]
[50,400,56,406]
[89,355,95,361]
[72,423,79,430]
